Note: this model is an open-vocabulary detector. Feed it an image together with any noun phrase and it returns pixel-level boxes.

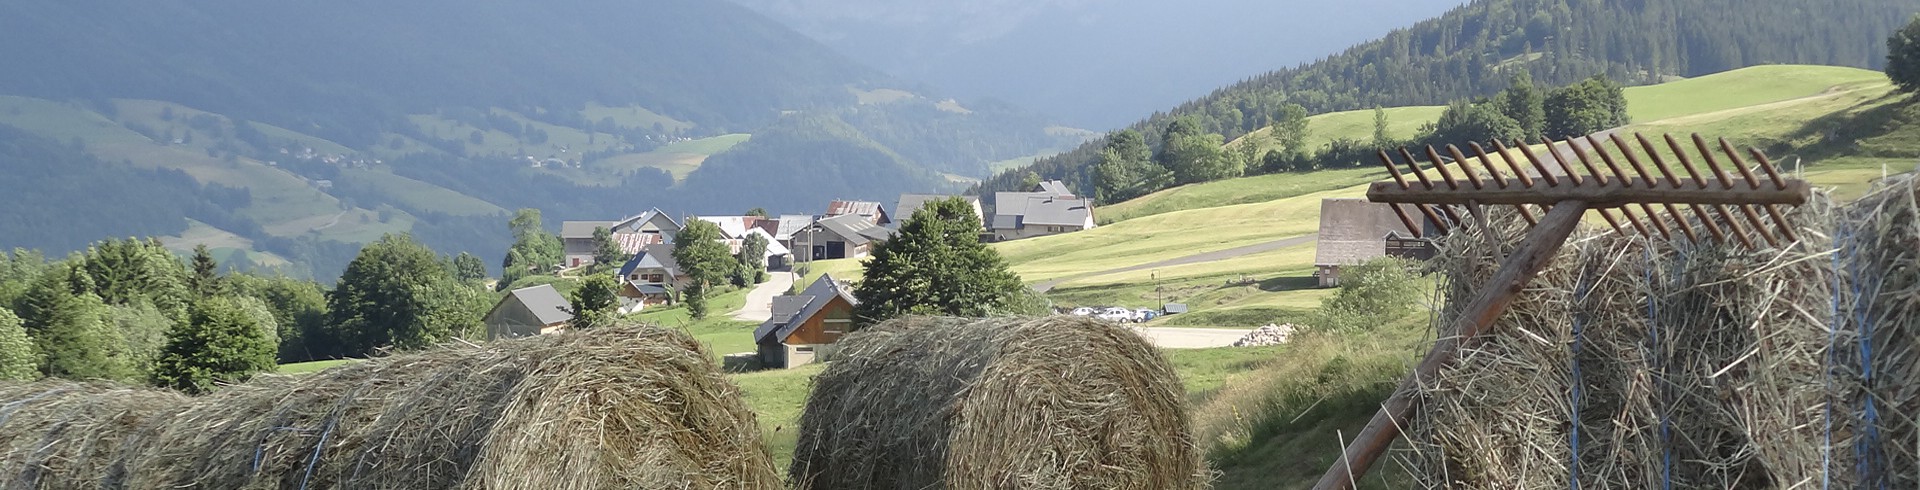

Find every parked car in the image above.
[1096,307,1133,323]
[1134,308,1158,322]
[1069,307,1095,316]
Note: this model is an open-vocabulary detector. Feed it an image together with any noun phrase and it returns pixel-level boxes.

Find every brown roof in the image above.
[1313,198,1421,267]
[826,200,887,223]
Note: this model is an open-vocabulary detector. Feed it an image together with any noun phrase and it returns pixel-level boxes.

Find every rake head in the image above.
[1370,132,1813,249]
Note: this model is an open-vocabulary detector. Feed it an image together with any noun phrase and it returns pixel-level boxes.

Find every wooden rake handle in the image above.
[1312,201,1589,490]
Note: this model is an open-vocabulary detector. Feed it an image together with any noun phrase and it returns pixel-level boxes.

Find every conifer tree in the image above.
[0,308,42,381]
[150,297,277,393]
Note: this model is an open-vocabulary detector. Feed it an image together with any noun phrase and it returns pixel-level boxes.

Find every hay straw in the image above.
[790,316,1210,490]
[0,325,781,489]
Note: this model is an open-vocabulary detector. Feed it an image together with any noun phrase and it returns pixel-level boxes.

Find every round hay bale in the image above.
[790,316,1209,489]
[0,381,187,488]
[0,325,782,489]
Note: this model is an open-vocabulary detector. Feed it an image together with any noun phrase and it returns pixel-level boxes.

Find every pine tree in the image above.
[569,274,619,329]
[1372,107,1394,149]
[15,266,134,380]
[0,308,42,381]
[1500,70,1547,140]
[189,244,222,297]
[150,297,278,393]
[855,198,1027,325]
[1889,15,1920,93]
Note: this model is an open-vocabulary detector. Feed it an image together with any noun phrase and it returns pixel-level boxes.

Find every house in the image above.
[825,200,890,226]
[753,274,858,369]
[614,244,686,313]
[893,194,985,229]
[1313,198,1435,287]
[559,209,682,268]
[793,214,895,262]
[484,284,573,340]
[988,192,1096,241]
[769,215,814,251]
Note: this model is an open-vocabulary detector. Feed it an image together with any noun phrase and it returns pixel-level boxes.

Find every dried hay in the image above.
[790,316,1210,489]
[1401,176,1920,488]
[0,325,781,489]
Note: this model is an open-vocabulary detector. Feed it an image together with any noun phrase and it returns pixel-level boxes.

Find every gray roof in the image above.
[1314,198,1421,267]
[505,284,572,326]
[1036,180,1074,196]
[993,191,1051,217]
[560,220,618,239]
[754,273,858,344]
[894,194,983,227]
[991,214,1021,230]
[1019,196,1094,227]
[613,209,681,234]
[631,243,682,276]
[815,214,890,246]
[774,215,814,240]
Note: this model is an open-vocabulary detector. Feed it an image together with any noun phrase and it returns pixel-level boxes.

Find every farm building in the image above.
[825,200,891,226]
[615,244,685,313]
[483,284,573,339]
[793,214,894,262]
[1313,198,1435,287]
[894,193,985,229]
[753,274,857,369]
[559,209,681,268]
[990,180,1095,241]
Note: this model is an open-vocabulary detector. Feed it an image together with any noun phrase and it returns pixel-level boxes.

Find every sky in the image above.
[733,0,1471,130]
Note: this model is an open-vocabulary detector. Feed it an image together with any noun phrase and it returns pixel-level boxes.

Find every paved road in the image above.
[1131,326,1253,349]
[1031,234,1318,292]
[730,270,797,322]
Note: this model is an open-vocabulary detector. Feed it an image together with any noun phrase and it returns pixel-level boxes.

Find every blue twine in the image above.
[1568,263,1594,490]
[1823,226,1844,490]
[1645,245,1674,490]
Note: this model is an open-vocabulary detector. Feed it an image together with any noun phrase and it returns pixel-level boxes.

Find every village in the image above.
[479,177,1432,371]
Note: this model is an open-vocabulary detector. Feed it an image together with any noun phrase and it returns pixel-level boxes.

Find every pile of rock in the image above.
[1230,323,1298,347]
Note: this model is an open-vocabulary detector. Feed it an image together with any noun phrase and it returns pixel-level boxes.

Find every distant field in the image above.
[656,133,750,154]
[1096,167,1383,224]
[579,102,693,133]
[337,168,507,216]
[1621,65,1886,123]
[1229,105,1444,157]
[161,220,293,267]
[594,134,749,180]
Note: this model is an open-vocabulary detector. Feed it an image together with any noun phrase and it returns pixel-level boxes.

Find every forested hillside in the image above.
[983,0,1920,196]
[0,0,1086,279]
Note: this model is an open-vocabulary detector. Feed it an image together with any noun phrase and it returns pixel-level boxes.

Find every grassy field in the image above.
[1095,167,1384,224]
[579,102,693,133]
[277,358,356,374]
[1621,65,1886,123]
[337,168,507,216]
[1229,106,1444,157]
[595,134,751,180]
[161,220,293,267]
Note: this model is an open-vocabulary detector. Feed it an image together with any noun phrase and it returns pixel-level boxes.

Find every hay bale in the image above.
[0,325,781,489]
[790,316,1209,489]
[0,382,187,488]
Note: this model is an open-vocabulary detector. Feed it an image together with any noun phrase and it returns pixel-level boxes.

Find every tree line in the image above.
[981,0,1920,200]
[1088,72,1628,203]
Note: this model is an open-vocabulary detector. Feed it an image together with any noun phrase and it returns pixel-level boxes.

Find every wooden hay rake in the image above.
[1312,133,1812,490]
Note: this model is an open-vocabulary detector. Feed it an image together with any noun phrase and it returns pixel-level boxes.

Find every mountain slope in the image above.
[984,0,1920,196]
[0,0,1086,279]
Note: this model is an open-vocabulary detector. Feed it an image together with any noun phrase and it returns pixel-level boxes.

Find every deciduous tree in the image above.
[855,198,1029,325]
[452,252,488,283]
[591,226,623,267]
[670,220,735,319]
[569,274,619,329]
[327,234,475,355]
[0,308,41,381]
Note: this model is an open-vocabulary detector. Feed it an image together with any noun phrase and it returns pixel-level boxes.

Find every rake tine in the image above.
[1615,205,1657,239]
[1665,134,1713,189]
[1751,147,1804,242]
[1534,137,1604,230]
[1377,150,1412,190]
[1388,204,1425,239]
[1566,136,1608,185]
[1717,142,1765,190]
[1741,141,1788,189]
[1612,133,1699,242]
[1424,146,1462,190]
[1539,137,1581,185]
[1514,140,1562,187]
[1398,148,1437,190]
[1663,133,1752,247]
[1634,133,1684,184]
[1490,140,1537,188]
[1452,145,1534,225]
[1688,134,1777,247]
[1474,143,1536,187]
[1431,146,1481,189]
[1451,144,1497,188]
[1418,204,1453,235]
[1588,134,1671,240]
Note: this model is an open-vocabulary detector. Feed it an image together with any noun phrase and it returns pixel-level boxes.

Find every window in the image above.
[795,346,815,353]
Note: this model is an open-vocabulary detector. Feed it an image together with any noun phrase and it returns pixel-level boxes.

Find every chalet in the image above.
[615,244,686,313]
[825,200,890,226]
[1313,198,1436,287]
[769,215,814,251]
[894,194,985,229]
[988,193,1096,241]
[483,285,573,340]
[753,274,858,369]
[559,209,682,268]
[793,214,894,262]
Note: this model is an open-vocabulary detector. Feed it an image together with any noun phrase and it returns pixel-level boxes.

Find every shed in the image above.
[1313,198,1434,287]
[483,284,573,340]
[753,274,858,369]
